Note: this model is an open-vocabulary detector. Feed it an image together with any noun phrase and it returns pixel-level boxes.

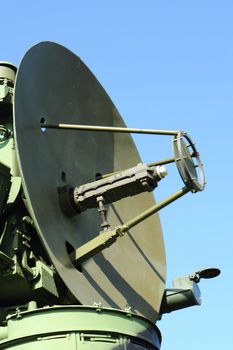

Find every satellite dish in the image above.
[13,42,166,322]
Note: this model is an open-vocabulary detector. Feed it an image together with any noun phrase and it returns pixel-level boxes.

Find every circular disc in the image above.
[13,42,166,322]
[173,131,205,192]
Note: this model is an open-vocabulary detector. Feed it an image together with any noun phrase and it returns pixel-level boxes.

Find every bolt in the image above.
[155,165,168,179]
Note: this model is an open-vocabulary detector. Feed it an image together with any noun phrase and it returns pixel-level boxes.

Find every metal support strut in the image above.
[41,122,205,265]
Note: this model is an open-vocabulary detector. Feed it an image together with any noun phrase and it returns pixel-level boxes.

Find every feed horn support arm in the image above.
[41,123,205,193]
[42,123,179,136]
[41,123,205,265]
[70,187,190,266]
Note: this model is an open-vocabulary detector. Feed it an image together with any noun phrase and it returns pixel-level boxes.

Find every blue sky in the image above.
[1,1,232,348]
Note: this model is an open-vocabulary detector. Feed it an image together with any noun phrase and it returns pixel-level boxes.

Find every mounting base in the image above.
[0,306,161,350]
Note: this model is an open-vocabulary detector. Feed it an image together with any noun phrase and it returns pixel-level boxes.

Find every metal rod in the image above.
[71,186,190,265]
[100,157,175,179]
[118,187,190,234]
[43,123,178,136]
[148,157,175,167]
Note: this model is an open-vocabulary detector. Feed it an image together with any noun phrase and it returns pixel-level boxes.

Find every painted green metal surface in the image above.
[13,41,166,321]
[0,306,161,349]
[0,41,219,350]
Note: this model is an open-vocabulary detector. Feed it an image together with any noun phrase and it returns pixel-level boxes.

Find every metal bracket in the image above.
[160,267,220,314]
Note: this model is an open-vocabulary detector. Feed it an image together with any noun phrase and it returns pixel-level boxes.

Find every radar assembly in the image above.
[0,42,220,349]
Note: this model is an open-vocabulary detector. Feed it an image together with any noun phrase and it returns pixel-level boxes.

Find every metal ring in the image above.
[172,131,205,192]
